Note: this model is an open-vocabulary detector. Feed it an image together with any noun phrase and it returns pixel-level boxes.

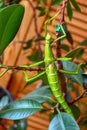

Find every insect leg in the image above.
[23,71,45,83]
[20,60,44,68]
[58,64,82,75]
[44,10,61,37]
[53,24,66,42]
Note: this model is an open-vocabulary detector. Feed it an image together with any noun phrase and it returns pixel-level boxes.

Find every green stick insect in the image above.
[23,11,81,117]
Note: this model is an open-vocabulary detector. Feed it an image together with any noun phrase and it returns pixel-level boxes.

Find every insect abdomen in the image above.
[46,63,74,117]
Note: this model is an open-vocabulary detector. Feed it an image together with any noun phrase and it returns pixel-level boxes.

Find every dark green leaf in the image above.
[36,6,45,11]
[23,86,52,103]
[70,0,81,13]
[65,47,83,59]
[0,4,24,55]
[67,1,73,20]
[82,73,87,87]
[39,10,45,17]
[42,0,46,4]
[48,112,80,130]
[0,99,42,120]
[10,119,27,130]
[35,36,45,42]
[79,116,87,126]
[52,0,62,6]
[19,37,34,50]
[36,6,45,17]
[76,49,84,59]
[66,31,73,44]
[79,39,87,46]
[61,44,70,52]
[71,104,80,120]
[62,60,83,86]
[28,51,40,62]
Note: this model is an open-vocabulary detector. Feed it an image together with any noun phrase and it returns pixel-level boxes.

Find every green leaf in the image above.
[0,99,42,120]
[35,36,45,42]
[79,116,87,126]
[79,39,87,46]
[52,0,62,6]
[71,104,80,120]
[76,49,84,59]
[10,119,27,130]
[61,44,70,52]
[19,37,34,50]
[42,0,46,4]
[39,10,45,17]
[23,86,52,103]
[82,73,87,87]
[0,4,24,55]
[62,60,83,86]
[28,51,40,62]
[66,31,73,44]
[70,0,81,13]
[67,1,73,20]
[36,6,45,11]
[0,96,9,109]
[65,47,83,59]
[48,112,80,130]
[36,6,45,17]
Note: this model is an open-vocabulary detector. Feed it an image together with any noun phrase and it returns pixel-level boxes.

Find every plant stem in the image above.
[0,64,45,71]
[28,0,43,59]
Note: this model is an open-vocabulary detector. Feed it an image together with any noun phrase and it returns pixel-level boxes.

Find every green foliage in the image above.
[79,116,87,126]
[36,6,45,16]
[60,44,70,52]
[71,104,80,120]
[67,1,73,21]
[79,39,87,46]
[23,85,52,103]
[62,60,83,86]
[48,112,80,130]
[10,120,27,130]
[70,0,81,13]
[67,0,81,20]
[52,0,62,6]
[0,99,42,120]
[0,4,24,55]
[65,47,84,59]
[0,96,9,109]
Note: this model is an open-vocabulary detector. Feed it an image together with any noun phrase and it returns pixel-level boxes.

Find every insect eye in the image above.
[56,24,61,32]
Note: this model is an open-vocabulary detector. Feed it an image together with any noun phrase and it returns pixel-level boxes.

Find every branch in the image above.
[69,91,86,105]
[60,0,69,23]
[0,64,45,72]
[56,32,67,100]
[27,0,43,59]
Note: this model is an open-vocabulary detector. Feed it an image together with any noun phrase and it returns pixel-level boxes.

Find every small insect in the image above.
[23,10,80,117]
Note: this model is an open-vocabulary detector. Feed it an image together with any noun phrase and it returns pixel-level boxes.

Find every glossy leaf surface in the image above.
[48,113,80,130]
[62,60,83,86]
[23,86,52,103]
[0,4,24,55]
[0,99,42,120]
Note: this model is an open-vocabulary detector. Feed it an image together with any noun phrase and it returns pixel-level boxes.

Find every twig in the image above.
[60,0,69,24]
[0,64,45,71]
[69,91,86,105]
